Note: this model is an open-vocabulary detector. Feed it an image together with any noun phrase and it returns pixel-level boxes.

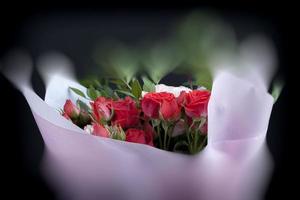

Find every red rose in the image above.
[141,92,180,120]
[63,99,80,119]
[125,128,153,146]
[63,99,91,128]
[126,129,146,144]
[91,97,112,122]
[92,123,110,138]
[178,90,210,119]
[62,112,71,120]
[111,96,140,128]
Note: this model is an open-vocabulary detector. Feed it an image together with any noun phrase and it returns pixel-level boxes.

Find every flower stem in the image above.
[193,131,198,153]
[157,123,163,149]
[167,125,173,150]
[163,126,168,150]
[187,132,191,145]
[188,120,196,133]
[198,135,207,151]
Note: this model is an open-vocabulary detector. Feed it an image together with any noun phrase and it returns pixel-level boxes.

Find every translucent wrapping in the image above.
[3,48,275,200]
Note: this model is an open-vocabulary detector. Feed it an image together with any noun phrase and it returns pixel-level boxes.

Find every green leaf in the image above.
[87,86,101,100]
[142,76,155,92]
[95,86,113,98]
[80,79,101,88]
[115,90,136,98]
[131,79,142,99]
[271,80,284,103]
[194,69,213,90]
[142,41,183,84]
[110,79,125,86]
[69,87,86,98]
[112,91,120,99]
[110,79,131,91]
[76,99,90,112]
[102,85,114,97]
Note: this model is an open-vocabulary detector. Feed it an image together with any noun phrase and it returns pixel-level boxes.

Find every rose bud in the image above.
[63,99,80,119]
[77,111,91,127]
[110,96,140,129]
[85,123,110,138]
[107,125,126,141]
[91,97,112,122]
[93,123,110,138]
[62,112,71,120]
[177,90,210,119]
[141,92,180,121]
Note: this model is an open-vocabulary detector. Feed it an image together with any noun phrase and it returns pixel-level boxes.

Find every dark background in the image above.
[0,2,293,199]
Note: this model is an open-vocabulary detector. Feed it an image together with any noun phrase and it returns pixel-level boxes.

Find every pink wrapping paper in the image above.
[3,47,275,200]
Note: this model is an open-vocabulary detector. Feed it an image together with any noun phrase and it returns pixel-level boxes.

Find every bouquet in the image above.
[63,78,210,154]
[1,13,282,200]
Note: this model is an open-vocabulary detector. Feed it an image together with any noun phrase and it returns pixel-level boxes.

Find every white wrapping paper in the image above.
[2,48,275,200]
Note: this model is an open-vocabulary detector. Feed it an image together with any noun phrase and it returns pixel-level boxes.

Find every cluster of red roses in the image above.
[62,89,210,152]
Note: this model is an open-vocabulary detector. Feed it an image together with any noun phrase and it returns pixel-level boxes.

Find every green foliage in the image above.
[80,79,101,88]
[115,90,136,98]
[87,86,102,100]
[141,42,183,84]
[69,87,86,98]
[271,79,284,103]
[194,69,213,90]
[130,79,142,99]
[93,42,139,84]
[175,11,237,71]
[76,99,90,112]
[142,76,155,92]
